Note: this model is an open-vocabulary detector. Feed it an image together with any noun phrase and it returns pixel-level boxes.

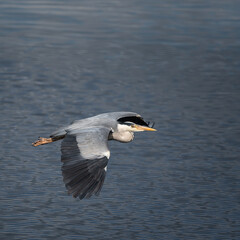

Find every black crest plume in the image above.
[118,116,152,127]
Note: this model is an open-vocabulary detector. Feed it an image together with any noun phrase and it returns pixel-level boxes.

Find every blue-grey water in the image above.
[0,0,240,239]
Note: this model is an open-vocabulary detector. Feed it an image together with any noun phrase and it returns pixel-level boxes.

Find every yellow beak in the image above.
[134,124,157,131]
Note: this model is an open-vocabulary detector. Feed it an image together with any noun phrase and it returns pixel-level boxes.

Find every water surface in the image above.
[0,0,240,239]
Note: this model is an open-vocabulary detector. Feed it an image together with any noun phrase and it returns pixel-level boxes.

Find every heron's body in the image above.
[33,112,156,199]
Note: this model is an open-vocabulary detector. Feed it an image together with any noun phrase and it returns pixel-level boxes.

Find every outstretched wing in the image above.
[61,127,111,199]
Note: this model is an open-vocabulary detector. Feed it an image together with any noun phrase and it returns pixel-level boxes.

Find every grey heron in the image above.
[32,112,156,199]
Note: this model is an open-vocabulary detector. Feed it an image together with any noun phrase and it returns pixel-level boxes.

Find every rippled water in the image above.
[0,0,240,239]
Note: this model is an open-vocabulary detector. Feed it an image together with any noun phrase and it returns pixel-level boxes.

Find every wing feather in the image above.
[61,127,110,199]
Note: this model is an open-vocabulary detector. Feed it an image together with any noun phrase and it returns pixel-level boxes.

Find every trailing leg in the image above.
[32,135,64,147]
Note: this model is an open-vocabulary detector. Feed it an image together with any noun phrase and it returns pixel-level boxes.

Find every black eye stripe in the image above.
[117,116,149,126]
[122,122,134,126]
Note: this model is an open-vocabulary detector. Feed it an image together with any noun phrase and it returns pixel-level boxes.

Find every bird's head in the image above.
[118,121,157,132]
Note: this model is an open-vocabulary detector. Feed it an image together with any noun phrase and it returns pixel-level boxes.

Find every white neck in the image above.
[109,124,134,143]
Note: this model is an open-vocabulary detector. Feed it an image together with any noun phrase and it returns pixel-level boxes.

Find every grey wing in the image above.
[50,112,141,138]
[61,127,111,199]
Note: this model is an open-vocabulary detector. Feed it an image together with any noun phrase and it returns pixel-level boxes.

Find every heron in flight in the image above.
[33,112,156,199]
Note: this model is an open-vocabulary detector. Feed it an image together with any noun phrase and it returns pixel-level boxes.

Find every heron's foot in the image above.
[32,137,53,147]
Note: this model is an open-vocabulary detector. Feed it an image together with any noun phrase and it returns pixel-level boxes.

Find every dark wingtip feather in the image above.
[61,157,108,200]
